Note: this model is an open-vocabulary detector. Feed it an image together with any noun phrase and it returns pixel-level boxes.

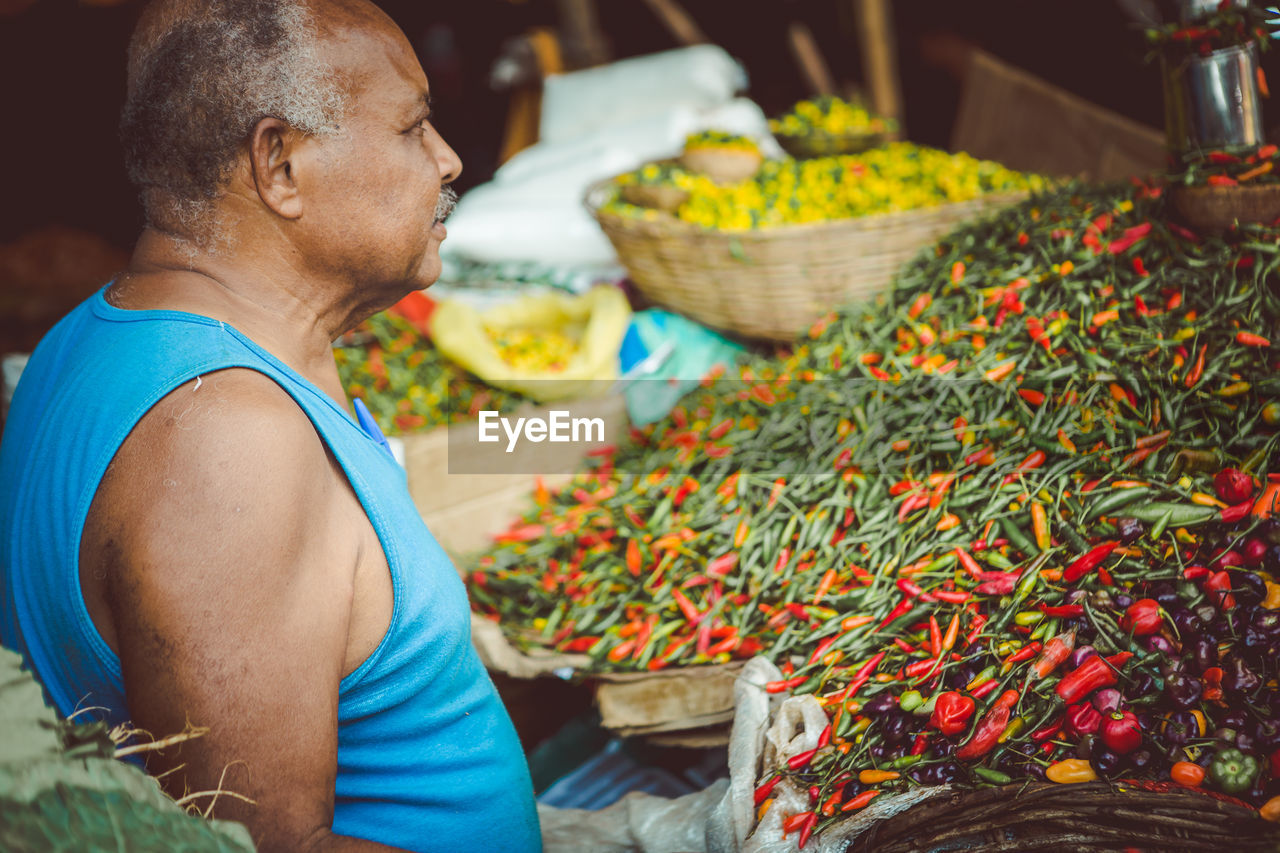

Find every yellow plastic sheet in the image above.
[428,286,630,403]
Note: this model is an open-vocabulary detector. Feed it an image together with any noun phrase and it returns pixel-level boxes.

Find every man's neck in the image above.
[113,226,360,403]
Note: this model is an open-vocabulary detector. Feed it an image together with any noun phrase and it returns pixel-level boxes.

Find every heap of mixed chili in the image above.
[465,180,1280,837]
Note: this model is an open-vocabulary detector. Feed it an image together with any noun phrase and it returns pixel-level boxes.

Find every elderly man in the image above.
[0,1,541,850]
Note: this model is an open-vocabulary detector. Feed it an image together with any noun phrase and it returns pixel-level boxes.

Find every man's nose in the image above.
[435,134,462,185]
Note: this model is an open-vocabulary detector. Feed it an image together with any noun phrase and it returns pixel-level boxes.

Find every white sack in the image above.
[539,45,747,145]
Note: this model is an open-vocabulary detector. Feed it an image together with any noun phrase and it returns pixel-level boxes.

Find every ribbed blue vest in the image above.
[0,288,541,852]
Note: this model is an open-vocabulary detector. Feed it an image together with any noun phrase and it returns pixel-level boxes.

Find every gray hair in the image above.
[120,0,348,238]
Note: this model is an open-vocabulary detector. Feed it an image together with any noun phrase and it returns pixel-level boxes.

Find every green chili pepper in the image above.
[1209,748,1259,795]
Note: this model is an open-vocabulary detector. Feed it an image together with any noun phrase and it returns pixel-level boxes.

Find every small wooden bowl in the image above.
[775,129,886,159]
[1169,182,1280,231]
[619,183,691,213]
[679,147,763,184]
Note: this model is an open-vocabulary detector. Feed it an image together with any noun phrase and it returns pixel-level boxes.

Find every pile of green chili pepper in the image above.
[465,180,1280,836]
[334,308,527,434]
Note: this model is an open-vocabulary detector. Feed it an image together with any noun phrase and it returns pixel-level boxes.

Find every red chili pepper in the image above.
[1220,501,1251,524]
[1100,710,1142,754]
[1183,565,1209,581]
[1063,541,1119,583]
[1018,388,1047,405]
[878,598,914,630]
[929,691,976,736]
[1204,570,1236,610]
[933,590,971,604]
[788,748,819,770]
[707,418,733,440]
[904,658,939,679]
[707,553,738,578]
[1106,222,1152,254]
[765,674,808,694]
[766,477,786,509]
[1121,598,1162,635]
[954,547,983,579]
[807,635,839,666]
[625,539,642,577]
[671,588,702,624]
[956,690,1019,759]
[1017,449,1047,472]
[964,614,988,648]
[819,789,843,817]
[1039,603,1084,618]
[840,790,881,812]
[1031,716,1064,742]
[1006,641,1043,665]
[837,651,888,702]
[1183,343,1207,388]
[969,679,1000,700]
[782,811,812,833]
[562,636,599,653]
[1065,701,1103,738]
[976,573,1017,596]
[1228,330,1269,348]
[1056,652,1133,704]
[1214,468,1256,504]
[816,723,832,749]
[929,615,943,657]
[753,774,780,805]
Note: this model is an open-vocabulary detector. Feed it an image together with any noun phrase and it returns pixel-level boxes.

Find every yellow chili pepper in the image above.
[1190,492,1227,508]
[998,717,1026,744]
[1263,581,1280,611]
[859,769,900,784]
[1216,381,1252,397]
[1046,759,1098,783]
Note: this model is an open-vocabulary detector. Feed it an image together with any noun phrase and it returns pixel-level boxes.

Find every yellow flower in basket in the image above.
[428,286,631,403]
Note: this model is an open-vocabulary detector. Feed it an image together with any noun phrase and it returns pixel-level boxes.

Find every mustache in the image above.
[433,185,458,225]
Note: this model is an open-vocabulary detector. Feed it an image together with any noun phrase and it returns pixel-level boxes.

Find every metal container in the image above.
[1165,0,1248,22]
[1162,41,1264,154]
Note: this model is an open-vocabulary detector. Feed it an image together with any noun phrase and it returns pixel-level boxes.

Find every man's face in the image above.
[297,12,462,296]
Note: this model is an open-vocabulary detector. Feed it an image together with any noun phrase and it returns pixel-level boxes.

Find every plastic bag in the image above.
[535,655,947,853]
[619,310,744,426]
[428,285,630,403]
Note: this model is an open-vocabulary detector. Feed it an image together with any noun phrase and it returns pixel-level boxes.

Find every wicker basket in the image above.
[585,179,1028,341]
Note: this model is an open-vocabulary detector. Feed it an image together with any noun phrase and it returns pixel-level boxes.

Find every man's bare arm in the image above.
[83,369,405,853]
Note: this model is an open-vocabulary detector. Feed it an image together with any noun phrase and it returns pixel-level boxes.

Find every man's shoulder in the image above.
[106,369,333,522]
[129,368,328,478]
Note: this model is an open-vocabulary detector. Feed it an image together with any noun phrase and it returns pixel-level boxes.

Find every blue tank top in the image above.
[0,287,541,852]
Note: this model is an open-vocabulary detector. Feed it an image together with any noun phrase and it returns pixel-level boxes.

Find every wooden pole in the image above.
[555,0,611,68]
[853,0,903,136]
[788,21,837,97]
[641,0,709,46]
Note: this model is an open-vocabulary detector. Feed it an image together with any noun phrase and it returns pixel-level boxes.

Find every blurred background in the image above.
[0,0,1268,355]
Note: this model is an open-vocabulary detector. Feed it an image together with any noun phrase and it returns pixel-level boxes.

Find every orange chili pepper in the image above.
[1031,502,1050,551]
[1237,331,1271,347]
[1183,343,1207,387]
[858,769,900,784]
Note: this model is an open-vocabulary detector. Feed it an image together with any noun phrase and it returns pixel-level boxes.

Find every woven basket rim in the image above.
[583,175,1030,240]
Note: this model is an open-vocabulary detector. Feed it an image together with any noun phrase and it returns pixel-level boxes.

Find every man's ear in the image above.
[248,117,304,219]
